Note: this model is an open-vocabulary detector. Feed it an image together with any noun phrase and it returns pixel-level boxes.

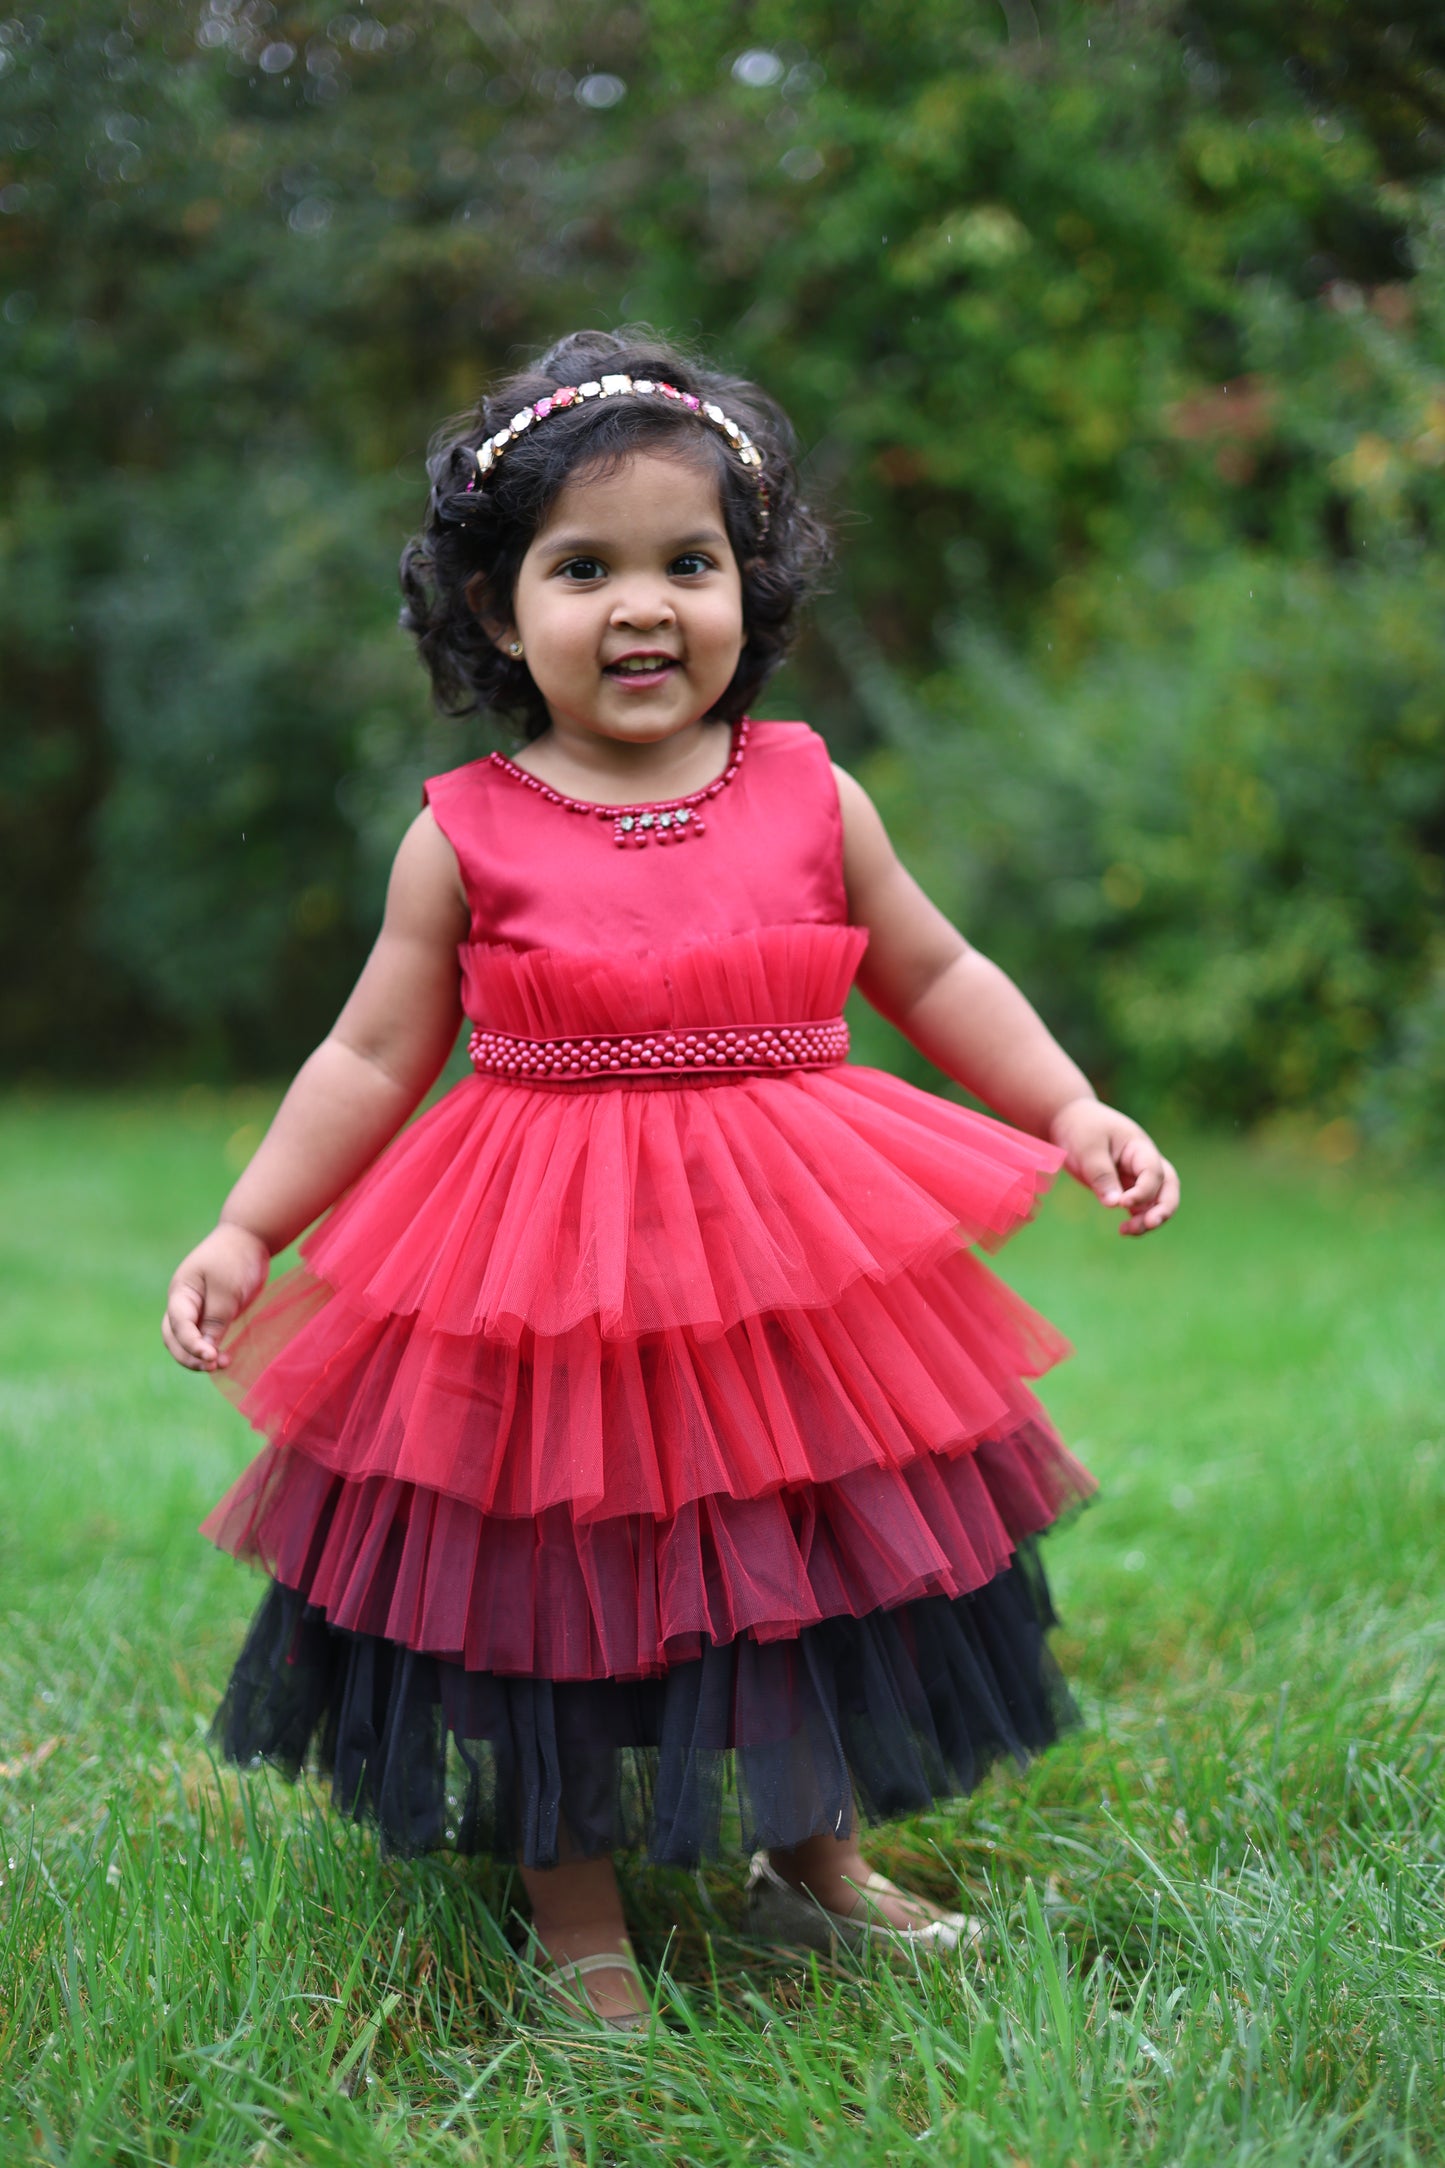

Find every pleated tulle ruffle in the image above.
[293,1063,1062,1345]
[213,1543,1076,1866]
[455,919,866,1042]
[203,1416,1091,1680]
[217,1244,1069,1525]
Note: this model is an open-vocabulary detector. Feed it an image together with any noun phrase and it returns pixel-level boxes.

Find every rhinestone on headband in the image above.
[469,375,770,533]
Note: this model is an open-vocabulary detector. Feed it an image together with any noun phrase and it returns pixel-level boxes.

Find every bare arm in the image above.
[163,809,469,1369]
[836,765,1178,1235]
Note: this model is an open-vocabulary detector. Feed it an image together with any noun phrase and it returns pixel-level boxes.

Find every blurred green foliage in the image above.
[851,554,1445,1141]
[2,0,1443,1148]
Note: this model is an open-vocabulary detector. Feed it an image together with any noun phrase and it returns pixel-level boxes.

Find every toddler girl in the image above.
[164,329,1177,2030]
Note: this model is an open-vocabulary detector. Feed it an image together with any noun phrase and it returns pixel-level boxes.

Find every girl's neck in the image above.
[508,716,735,807]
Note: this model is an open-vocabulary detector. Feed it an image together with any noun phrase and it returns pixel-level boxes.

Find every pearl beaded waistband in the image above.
[467,1017,850,1083]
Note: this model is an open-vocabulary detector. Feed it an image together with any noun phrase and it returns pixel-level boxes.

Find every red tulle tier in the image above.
[218,1247,1068,1523]
[294,1058,1059,1343]
[282,930,1062,1346]
[202,1418,1090,1681]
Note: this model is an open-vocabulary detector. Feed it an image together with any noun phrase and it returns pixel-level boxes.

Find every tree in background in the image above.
[2,0,1442,1148]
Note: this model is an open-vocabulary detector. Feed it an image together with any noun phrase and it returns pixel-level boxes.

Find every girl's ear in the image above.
[464,571,517,655]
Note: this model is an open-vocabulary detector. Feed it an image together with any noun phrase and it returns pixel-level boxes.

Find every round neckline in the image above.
[489,717,748,815]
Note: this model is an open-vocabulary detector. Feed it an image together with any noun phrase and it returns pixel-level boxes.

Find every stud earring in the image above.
[508,639,524,658]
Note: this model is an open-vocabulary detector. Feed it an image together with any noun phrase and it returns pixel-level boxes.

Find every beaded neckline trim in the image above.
[487,718,749,848]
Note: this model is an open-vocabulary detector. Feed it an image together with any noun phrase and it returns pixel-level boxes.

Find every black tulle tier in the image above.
[212,1544,1075,1867]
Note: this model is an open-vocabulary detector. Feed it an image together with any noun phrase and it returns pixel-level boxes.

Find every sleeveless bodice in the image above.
[423,720,861,1047]
[425,718,846,950]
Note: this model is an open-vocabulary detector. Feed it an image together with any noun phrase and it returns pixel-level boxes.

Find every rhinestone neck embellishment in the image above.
[488,718,750,848]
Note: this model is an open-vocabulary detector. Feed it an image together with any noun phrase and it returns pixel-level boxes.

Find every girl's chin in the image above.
[574,690,717,734]
[586,713,714,745]
[541,688,730,743]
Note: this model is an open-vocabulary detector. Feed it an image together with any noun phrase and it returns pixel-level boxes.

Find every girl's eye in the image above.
[558,557,606,581]
[670,552,714,577]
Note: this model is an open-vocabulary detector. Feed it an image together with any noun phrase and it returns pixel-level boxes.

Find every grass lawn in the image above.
[0,1091,1441,2165]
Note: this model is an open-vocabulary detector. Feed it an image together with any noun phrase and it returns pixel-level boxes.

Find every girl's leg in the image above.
[767,1812,963,1932]
[517,1856,647,2021]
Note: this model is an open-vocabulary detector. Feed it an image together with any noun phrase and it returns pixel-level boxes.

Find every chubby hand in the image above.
[1049,1097,1179,1236]
[162,1223,271,1371]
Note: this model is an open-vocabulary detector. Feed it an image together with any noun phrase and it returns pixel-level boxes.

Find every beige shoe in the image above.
[526,1938,653,2032]
[742,1850,983,1962]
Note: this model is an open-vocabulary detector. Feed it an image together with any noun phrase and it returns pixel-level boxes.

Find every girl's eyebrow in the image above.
[537,527,729,561]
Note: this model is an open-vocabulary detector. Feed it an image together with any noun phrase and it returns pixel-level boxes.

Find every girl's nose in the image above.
[610,590,676,631]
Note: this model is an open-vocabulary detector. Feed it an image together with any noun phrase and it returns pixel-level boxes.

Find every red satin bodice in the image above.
[425,718,846,956]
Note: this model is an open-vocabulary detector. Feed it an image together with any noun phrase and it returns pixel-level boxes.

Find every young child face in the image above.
[503,449,746,746]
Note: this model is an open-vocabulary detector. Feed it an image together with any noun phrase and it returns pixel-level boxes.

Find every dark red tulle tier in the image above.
[202,1418,1090,1681]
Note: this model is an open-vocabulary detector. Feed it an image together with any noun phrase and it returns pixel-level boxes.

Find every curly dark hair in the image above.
[398,329,830,739]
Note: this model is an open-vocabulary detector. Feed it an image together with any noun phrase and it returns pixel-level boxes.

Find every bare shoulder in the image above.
[385,807,468,933]
[831,761,867,809]
[830,762,896,876]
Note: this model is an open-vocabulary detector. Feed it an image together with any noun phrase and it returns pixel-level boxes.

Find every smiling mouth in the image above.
[604,654,680,678]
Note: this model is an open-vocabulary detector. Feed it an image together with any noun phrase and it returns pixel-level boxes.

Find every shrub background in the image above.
[3,0,1443,1147]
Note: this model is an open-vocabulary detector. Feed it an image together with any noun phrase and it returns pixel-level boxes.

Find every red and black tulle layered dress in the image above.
[205,719,1094,1865]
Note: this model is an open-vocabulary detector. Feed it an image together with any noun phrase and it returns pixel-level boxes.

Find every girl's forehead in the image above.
[533,447,726,543]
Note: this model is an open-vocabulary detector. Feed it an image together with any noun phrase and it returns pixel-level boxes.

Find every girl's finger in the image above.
[164,1279,221,1367]
[1117,1156,1164,1207]
[200,1311,230,1367]
[162,1307,207,1369]
[1074,1138,1125,1207]
[169,1282,203,1339]
[1112,1122,1166,1185]
[1119,1158,1181,1235]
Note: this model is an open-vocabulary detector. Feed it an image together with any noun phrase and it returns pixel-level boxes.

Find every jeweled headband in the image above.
[466,373,771,534]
